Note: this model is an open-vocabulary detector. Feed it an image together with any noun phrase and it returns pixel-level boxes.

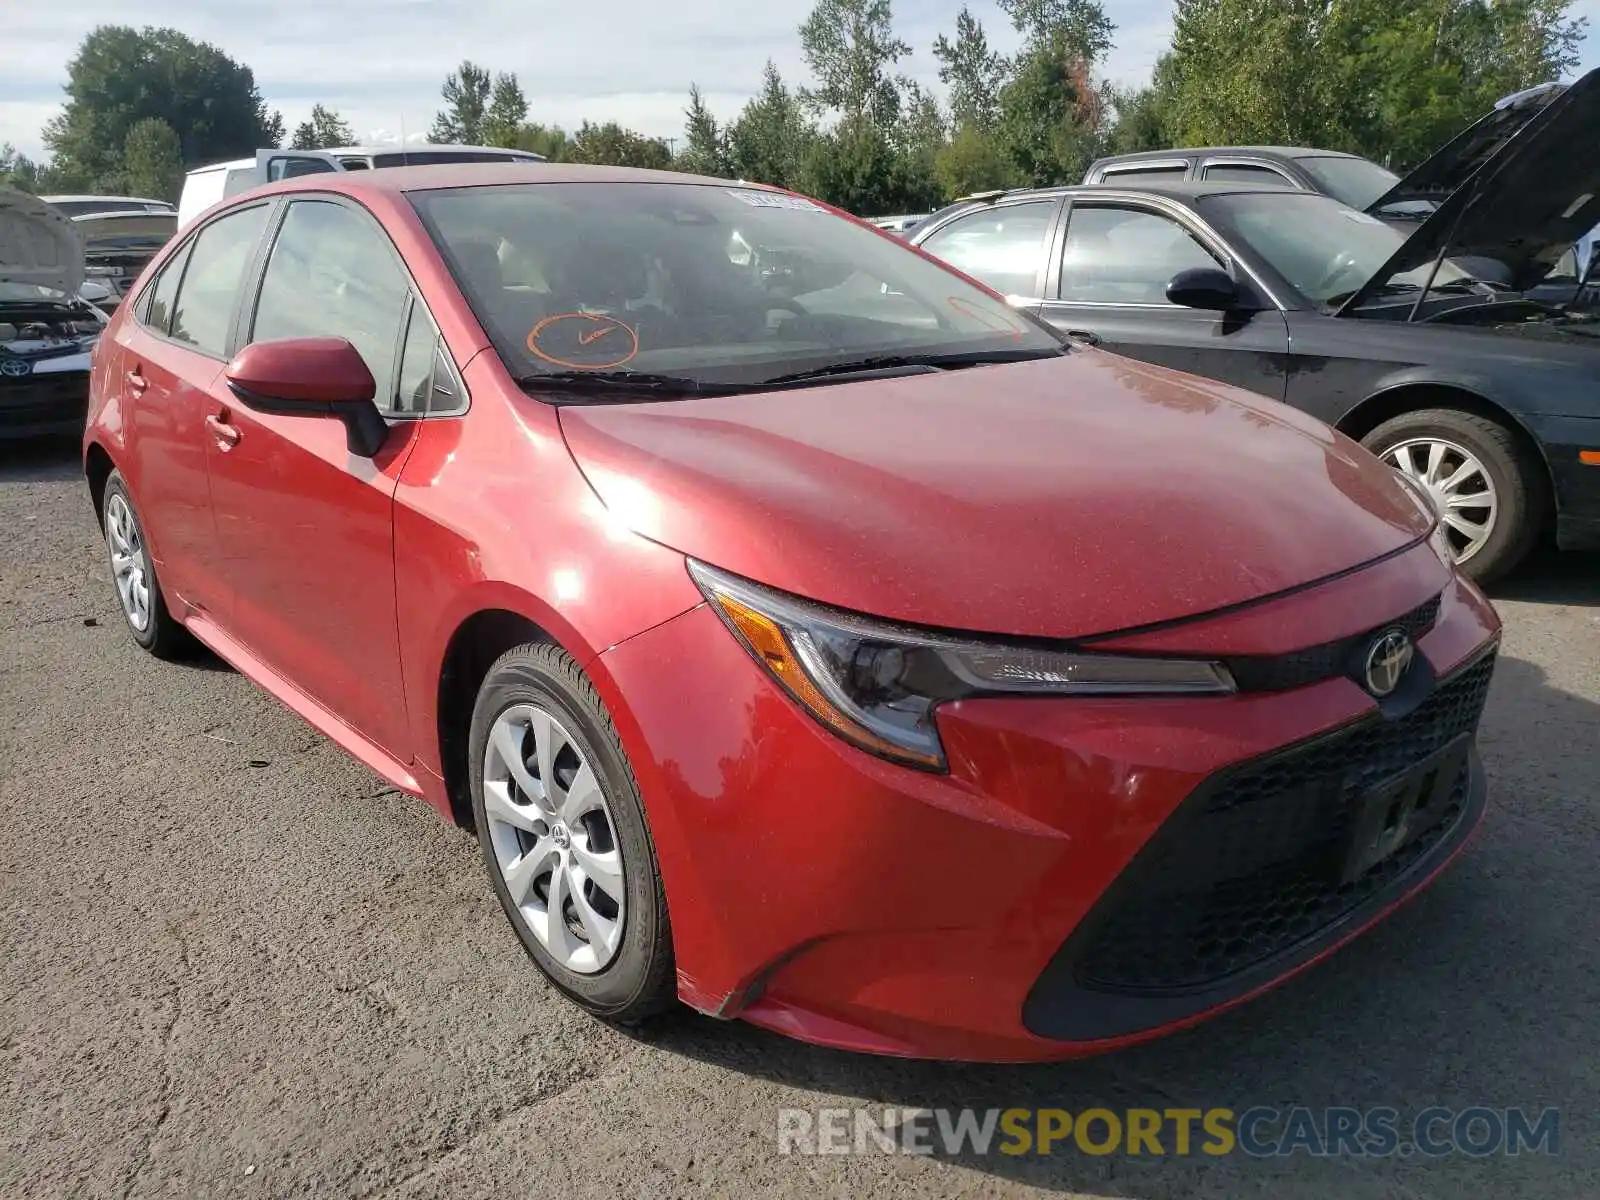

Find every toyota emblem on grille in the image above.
[1363,629,1414,698]
[0,359,31,377]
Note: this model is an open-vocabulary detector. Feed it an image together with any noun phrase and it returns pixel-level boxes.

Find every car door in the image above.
[113,203,273,615]
[913,197,1063,308]
[200,196,424,759]
[1036,199,1291,401]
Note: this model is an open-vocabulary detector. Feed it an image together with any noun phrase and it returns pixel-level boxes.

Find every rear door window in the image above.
[166,204,271,356]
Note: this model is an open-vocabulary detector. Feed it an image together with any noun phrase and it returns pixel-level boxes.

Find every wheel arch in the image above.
[1335,380,1556,513]
[84,440,116,528]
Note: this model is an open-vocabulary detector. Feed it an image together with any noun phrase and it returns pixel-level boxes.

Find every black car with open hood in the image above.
[909,80,1600,583]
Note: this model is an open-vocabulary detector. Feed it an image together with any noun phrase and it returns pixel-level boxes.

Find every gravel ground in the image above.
[3,436,1597,1200]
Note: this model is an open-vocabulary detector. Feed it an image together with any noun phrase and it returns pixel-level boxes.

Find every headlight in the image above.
[688,560,1236,770]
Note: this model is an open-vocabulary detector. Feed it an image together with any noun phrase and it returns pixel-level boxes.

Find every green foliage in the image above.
[42,25,282,190]
[799,117,903,214]
[567,122,674,169]
[676,85,732,177]
[798,0,909,125]
[429,61,492,144]
[935,123,1022,198]
[483,74,531,149]
[996,35,1107,187]
[513,123,571,161]
[999,0,1116,61]
[933,8,1009,132]
[290,104,356,151]
[726,62,814,189]
[120,118,184,201]
[0,143,40,193]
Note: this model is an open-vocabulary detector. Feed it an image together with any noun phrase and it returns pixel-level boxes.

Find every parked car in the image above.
[75,210,178,311]
[84,162,1501,1062]
[176,144,547,229]
[909,69,1600,583]
[1,190,107,438]
[39,193,175,218]
[865,213,930,235]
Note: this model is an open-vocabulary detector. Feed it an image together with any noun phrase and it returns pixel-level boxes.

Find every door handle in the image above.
[205,413,242,450]
[1064,329,1102,347]
[125,366,148,395]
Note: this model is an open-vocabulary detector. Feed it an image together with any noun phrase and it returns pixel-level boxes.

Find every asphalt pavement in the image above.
[3,436,1597,1199]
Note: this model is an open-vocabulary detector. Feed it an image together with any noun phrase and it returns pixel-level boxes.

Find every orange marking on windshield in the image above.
[526,312,639,370]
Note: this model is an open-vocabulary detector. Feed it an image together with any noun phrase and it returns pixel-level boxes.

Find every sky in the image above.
[1,0,1596,163]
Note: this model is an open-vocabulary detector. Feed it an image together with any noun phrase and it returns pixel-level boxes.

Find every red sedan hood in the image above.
[557,352,1433,640]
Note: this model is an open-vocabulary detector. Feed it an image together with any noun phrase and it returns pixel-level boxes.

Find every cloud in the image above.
[0,0,1592,163]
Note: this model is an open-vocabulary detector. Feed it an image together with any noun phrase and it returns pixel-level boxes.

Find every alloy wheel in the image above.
[105,493,151,632]
[1381,437,1498,565]
[482,704,627,974]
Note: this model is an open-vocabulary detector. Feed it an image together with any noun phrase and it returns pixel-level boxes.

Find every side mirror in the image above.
[225,337,387,457]
[1166,267,1242,312]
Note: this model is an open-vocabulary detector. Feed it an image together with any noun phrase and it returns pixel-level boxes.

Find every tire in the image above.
[468,642,674,1023]
[1361,407,1548,585]
[101,470,191,659]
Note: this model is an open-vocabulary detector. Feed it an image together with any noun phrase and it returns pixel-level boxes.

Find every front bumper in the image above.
[0,374,90,439]
[1530,414,1600,552]
[598,548,1501,1061]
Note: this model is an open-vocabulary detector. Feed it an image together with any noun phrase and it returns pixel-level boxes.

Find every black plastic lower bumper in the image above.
[1023,648,1495,1043]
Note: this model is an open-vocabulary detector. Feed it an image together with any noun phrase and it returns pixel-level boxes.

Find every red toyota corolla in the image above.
[82,164,1500,1062]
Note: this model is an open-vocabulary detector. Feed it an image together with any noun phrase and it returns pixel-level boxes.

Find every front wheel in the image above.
[1362,408,1547,584]
[468,642,674,1023]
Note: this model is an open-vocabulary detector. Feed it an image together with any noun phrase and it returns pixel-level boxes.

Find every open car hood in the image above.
[0,189,83,297]
[1364,78,1573,217]
[1340,67,1600,312]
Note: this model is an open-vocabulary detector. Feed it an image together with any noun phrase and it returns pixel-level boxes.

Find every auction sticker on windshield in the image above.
[724,189,824,212]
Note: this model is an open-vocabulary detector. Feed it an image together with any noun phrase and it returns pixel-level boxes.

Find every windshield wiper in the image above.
[517,370,743,397]
[757,346,1066,389]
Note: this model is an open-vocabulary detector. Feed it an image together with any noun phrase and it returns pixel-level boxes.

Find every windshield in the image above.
[1294,156,1402,211]
[409,182,1061,393]
[1200,191,1474,307]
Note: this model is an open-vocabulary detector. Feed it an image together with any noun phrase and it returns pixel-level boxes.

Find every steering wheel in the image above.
[1313,251,1365,298]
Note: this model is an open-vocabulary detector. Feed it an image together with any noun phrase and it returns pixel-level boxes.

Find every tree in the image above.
[998,0,1115,62]
[996,35,1108,186]
[890,82,948,211]
[726,62,815,189]
[933,8,1009,132]
[484,74,530,148]
[42,26,282,190]
[798,0,910,126]
[429,61,493,144]
[800,117,904,214]
[935,123,1020,198]
[676,85,731,177]
[567,122,674,169]
[515,123,571,160]
[0,143,40,193]
[1103,56,1180,154]
[290,104,356,151]
[120,118,184,201]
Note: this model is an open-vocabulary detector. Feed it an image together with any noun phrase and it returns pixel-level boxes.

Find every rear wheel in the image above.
[101,470,190,658]
[1362,407,1546,584]
[468,642,674,1023]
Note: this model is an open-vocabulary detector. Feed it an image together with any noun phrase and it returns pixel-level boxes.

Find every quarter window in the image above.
[1058,206,1223,305]
[918,201,1056,297]
[141,241,193,336]
[1203,163,1294,186]
[251,200,412,409]
[167,204,270,356]
[394,304,456,415]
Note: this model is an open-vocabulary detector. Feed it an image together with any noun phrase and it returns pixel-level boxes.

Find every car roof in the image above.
[1092,146,1360,164]
[321,144,542,157]
[252,161,751,196]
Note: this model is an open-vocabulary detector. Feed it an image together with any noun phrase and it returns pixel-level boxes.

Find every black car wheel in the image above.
[1362,407,1548,584]
[101,470,191,658]
[468,642,675,1024]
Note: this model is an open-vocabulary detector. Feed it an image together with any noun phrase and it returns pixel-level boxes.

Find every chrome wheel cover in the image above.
[482,704,626,974]
[105,493,151,632]
[1382,437,1498,565]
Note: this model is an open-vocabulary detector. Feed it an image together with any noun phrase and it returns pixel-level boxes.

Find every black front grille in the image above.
[1225,594,1442,693]
[1068,649,1495,995]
